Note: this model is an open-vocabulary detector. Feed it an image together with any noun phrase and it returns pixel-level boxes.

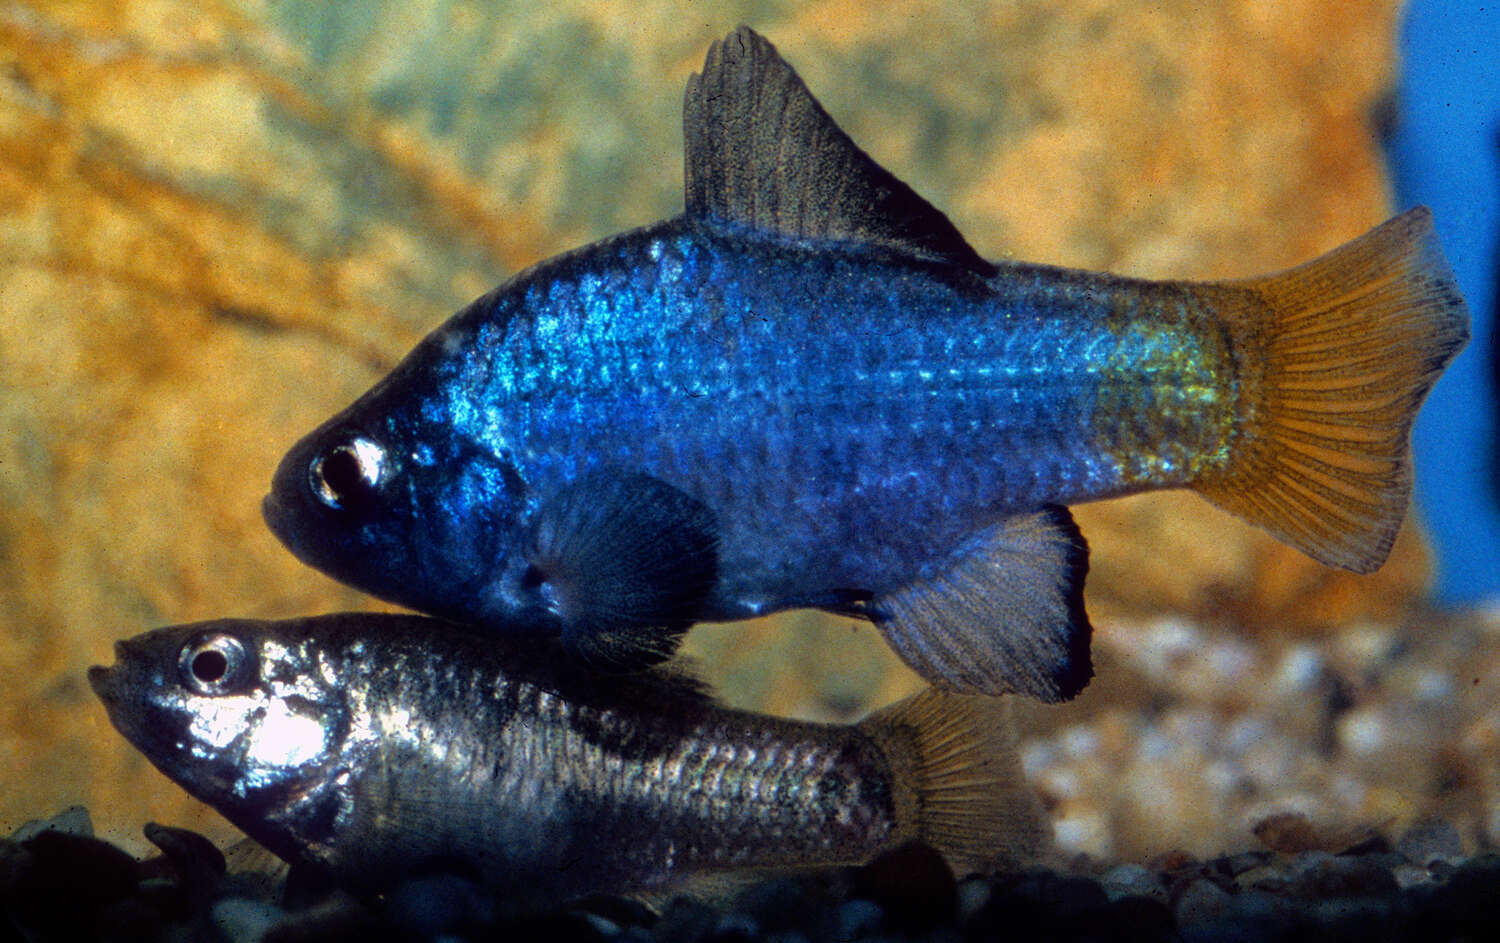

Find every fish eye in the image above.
[178,632,255,696]
[309,436,385,511]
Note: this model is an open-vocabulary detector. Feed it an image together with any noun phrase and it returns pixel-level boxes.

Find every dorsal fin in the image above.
[684,26,994,276]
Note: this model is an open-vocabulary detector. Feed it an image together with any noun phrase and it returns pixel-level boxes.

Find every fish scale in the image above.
[437,221,1233,607]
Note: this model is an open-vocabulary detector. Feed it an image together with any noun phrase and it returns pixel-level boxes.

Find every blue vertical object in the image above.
[1386,0,1500,605]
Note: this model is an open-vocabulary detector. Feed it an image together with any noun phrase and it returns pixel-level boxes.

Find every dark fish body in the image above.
[263,28,1470,700]
[388,219,1233,611]
[88,614,1046,901]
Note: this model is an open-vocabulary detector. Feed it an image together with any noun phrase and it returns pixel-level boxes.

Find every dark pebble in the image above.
[496,910,619,943]
[1285,853,1400,900]
[1107,894,1177,943]
[216,867,285,906]
[705,910,761,942]
[382,871,495,937]
[263,890,396,943]
[1158,853,1236,901]
[1418,853,1500,937]
[8,807,93,842]
[732,874,830,936]
[140,822,227,906]
[143,822,226,882]
[1395,819,1463,865]
[0,839,31,896]
[1312,896,1401,941]
[1336,833,1394,857]
[16,806,1500,942]
[832,898,885,940]
[968,870,1113,940]
[2,830,143,939]
[1181,916,1298,943]
[279,862,345,911]
[1241,871,1288,894]
[1219,888,1286,921]
[1213,850,1273,877]
[575,893,660,930]
[653,896,724,943]
[130,876,193,923]
[1173,878,1232,927]
[93,894,168,943]
[1182,891,1311,943]
[852,840,956,932]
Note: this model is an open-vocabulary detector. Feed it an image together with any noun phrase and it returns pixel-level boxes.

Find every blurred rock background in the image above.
[2,0,1487,861]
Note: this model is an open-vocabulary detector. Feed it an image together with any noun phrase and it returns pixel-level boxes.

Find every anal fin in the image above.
[859,690,1051,874]
[871,507,1092,701]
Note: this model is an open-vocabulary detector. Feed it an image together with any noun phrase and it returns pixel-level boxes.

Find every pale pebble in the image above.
[1020,740,1059,778]
[8,806,93,842]
[1270,642,1326,698]
[1099,863,1166,903]
[1134,617,1204,681]
[1397,819,1465,865]
[1392,863,1436,889]
[1052,802,1113,859]
[955,876,991,923]
[1336,707,1390,757]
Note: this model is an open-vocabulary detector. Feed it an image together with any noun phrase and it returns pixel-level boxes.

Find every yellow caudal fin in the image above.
[859,690,1051,876]
[1195,207,1469,573]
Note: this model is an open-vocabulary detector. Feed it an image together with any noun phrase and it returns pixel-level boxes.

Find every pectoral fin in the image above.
[526,470,719,671]
[871,507,1093,701]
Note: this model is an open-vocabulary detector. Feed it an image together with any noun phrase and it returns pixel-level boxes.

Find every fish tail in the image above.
[1194,206,1469,573]
[859,690,1051,875]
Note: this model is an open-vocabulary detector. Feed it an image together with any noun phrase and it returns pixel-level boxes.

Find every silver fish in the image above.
[88,613,1049,901]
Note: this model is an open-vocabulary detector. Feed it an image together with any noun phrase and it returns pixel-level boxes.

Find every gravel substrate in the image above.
[1016,605,1500,862]
[5,808,1500,942]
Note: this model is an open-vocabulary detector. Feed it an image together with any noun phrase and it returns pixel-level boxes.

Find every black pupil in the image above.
[192,648,229,684]
[320,447,368,500]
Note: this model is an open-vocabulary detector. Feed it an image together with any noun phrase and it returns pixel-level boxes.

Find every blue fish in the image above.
[263,27,1468,701]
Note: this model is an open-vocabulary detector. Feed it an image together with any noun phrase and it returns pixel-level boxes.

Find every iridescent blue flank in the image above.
[355,217,1231,619]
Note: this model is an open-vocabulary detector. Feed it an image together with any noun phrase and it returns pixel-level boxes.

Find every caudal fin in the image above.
[1196,207,1469,573]
[859,690,1052,876]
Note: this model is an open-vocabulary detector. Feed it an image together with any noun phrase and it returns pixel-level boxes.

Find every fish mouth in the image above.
[88,656,138,747]
[262,492,331,576]
[89,635,164,717]
[261,492,289,540]
[87,640,132,701]
[88,637,180,762]
[86,663,116,703]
